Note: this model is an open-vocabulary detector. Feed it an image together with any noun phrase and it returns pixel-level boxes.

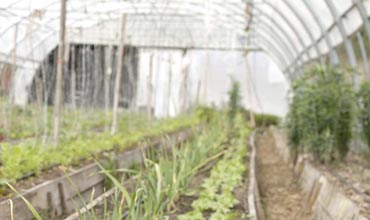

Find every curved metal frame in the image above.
[260,1,311,61]
[282,0,323,63]
[253,32,293,79]
[302,0,338,65]
[324,0,359,89]
[250,6,303,75]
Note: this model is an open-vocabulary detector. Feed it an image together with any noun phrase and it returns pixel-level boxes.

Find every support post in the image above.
[245,51,256,128]
[53,0,67,146]
[203,52,209,104]
[111,15,127,135]
[70,46,76,109]
[147,53,154,121]
[180,50,189,113]
[104,46,112,130]
[167,55,172,117]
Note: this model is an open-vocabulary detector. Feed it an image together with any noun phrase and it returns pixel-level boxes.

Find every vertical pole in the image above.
[196,80,201,106]
[147,53,154,121]
[180,50,188,113]
[53,0,67,146]
[111,15,126,135]
[10,23,18,101]
[167,55,172,117]
[93,47,100,107]
[203,52,209,104]
[104,46,112,130]
[245,51,256,128]
[356,32,370,79]
[70,46,76,109]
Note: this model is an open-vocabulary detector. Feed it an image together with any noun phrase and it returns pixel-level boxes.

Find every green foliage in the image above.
[227,79,241,126]
[358,81,370,151]
[179,120,249,220]
[14,111,250,220]
[74,112,235,220]
[254,113,280,127]
[0,114,199,183]
[286,65,354,162]
[195,106,216,123]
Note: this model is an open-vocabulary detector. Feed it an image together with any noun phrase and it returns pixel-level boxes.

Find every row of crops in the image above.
[91,112,251,220]
[0,113,198,184]
[287,64,370,163]
[0,79,259,220]
[2,107,252,220]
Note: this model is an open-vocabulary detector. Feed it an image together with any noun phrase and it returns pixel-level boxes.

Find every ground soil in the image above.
[256,130,313,220]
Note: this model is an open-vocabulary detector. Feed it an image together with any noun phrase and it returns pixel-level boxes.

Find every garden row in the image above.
[287,64,370,163]
[0,113,198,187]
[4,109,252,220]
[0,100,126,141]
[66,110,251,220]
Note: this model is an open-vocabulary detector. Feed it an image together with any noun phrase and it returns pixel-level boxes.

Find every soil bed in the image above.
[256,129,313,220]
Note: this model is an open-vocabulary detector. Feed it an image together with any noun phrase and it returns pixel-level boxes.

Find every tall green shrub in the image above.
[286,65,354,162]
[358,81,370,151]
[227,79,241,126]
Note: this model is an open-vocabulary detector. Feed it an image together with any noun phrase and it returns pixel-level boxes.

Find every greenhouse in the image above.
[0,0,370,219]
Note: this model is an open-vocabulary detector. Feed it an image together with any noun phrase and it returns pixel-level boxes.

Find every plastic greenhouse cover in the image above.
[0,0,370,76]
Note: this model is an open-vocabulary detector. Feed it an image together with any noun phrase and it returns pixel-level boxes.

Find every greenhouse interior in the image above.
[0,0,370,219]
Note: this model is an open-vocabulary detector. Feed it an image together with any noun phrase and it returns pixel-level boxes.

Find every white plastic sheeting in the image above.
[1,0,370,108]
[1,0,370,72]
[0,0,249,69]
[136,50,289,117]
[251,0,370,73]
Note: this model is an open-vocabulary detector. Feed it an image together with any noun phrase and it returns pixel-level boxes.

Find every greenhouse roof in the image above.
[1,0,370,77]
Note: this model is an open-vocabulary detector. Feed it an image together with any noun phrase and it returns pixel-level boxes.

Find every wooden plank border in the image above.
[0,127,197,220]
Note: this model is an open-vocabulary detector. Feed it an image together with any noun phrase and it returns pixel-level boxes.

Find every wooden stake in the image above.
[104,46,112,130]
[167,55,172,116]
[70,46,76,109]
[53,0,67,146]
[111,15,127,135]
[245,52,256,128]
[181,50,189,113]
[203,51,209,104]
[147,53,154,121]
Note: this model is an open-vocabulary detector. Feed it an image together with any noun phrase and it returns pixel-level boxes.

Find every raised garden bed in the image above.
[0,127,197,220]
[60,114,252,220]
[270,126,369,220]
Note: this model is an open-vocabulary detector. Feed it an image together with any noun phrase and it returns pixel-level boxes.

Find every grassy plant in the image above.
[254,113,280,127]
[5,182,43,220]
[77,112,233,220]
[286,65,354,162]
[227,78,241,127]
[0,114,199,184]
[179,115,250,220]
[358,81,370,152]
[10,109,251,220]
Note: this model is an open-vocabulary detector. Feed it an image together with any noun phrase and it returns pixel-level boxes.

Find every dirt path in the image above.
[256,130,313,220]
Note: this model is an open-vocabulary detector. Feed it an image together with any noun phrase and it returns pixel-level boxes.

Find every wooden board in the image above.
[0,127,195,220]
[270,127,368,220]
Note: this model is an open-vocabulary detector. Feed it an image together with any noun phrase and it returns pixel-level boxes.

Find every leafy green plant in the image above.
[196,106,216,123]
[0,114,199,184]
[286,65,354,162]
[13,110,251,220]
[358,81,370,152]
[179,117,249,220]
[254,113,280,127]
[227,78,241,127]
